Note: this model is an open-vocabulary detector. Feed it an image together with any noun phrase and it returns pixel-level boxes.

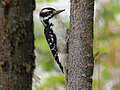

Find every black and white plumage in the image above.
[39,7,67,73]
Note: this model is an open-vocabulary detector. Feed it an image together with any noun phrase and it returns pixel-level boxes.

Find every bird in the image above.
[39,7,68,73]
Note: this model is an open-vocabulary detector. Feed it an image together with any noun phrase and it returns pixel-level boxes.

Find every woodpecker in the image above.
[39,7,68,73]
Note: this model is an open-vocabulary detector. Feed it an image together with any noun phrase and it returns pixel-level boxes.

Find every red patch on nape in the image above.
[40,10,43,14]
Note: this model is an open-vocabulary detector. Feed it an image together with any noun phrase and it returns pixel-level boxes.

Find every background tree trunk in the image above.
[0,0,35,90]
[67,0,94,90]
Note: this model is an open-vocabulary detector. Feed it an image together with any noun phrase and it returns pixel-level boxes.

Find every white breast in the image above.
[49,16,68,70]
[49,17,67,53]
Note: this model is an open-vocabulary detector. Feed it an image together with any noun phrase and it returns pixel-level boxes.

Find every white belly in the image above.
[49,17,68,69]
[50,18,67,53]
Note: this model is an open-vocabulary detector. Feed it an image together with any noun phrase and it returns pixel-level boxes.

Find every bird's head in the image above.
[39,7,65,26]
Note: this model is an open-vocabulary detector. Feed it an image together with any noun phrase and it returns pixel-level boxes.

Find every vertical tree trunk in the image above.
[0,0,35,90]
[67,0,94,90]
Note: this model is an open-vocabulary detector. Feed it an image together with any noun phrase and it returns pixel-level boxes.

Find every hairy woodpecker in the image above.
[39,7,68,73]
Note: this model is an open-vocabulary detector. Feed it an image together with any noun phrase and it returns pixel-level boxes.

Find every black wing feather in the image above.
[44,28,64,73]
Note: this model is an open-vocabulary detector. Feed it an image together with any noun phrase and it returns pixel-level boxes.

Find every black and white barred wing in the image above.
[44,28,64,73]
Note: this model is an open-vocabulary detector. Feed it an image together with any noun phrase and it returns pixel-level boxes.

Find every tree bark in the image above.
[0,0,35,90]
[67,0,94,90]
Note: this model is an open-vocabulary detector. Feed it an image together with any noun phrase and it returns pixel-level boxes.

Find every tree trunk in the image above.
[67,0,94,90]
[0,0,35,90]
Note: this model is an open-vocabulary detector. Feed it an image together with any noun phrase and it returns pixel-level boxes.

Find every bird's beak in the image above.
[53,9,65,15]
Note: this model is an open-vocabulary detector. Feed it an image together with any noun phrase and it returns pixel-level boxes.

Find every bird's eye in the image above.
[47,12,50,14]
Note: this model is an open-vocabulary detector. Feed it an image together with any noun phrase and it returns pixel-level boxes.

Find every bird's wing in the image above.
[44,28,64,73]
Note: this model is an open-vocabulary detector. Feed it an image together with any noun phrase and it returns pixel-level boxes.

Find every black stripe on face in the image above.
[40,11,53,18]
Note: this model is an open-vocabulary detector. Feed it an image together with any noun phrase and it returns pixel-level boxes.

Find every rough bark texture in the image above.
[67,0,94,90]
[0,0,35,90]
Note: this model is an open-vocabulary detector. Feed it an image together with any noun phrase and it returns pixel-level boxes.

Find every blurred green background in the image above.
[33,0,120,90]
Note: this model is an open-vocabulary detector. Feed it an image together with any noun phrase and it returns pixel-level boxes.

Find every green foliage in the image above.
[93,0,120,89]
[92,80,98,90]
[112,82,120,90]
[38,75,65,90]
[101,68,111,82]
[33,74,65,90]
